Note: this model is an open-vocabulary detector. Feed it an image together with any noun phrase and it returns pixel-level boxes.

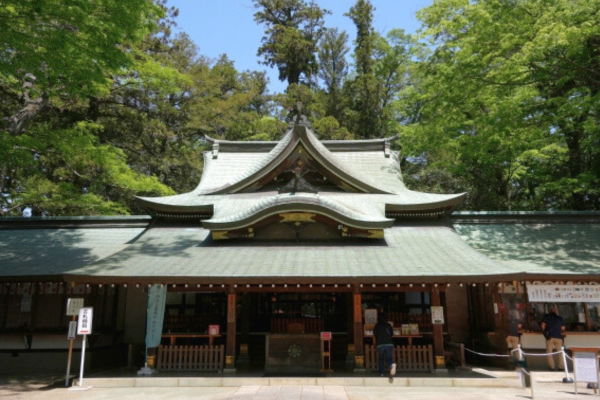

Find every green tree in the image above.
[1,0,164,134]
[0,1,180,216]
[253,0,330,86]
[404,0,600,210]
[318,28,350,122]
[344,0,380,138]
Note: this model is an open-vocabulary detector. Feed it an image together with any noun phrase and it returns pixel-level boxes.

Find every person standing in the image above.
[541,305,566,371]
[373,312,397,377]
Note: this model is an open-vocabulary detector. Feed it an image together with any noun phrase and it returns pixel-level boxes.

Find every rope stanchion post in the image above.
[517,344,524,361]
[515,345,530,388]
[561,347,573,383]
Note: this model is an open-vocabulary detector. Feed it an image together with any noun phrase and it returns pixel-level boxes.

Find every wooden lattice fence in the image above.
[364,345,434,373]
[157,345,224,371]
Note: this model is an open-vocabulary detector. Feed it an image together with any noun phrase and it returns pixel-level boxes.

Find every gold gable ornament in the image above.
[279,213,316,223]
[212,231,229,240]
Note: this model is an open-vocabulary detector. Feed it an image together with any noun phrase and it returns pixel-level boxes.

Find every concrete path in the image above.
[1,371,596,400]
[1,380,596,400]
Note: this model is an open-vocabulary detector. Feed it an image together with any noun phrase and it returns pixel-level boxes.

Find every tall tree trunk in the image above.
[7,76,48,135]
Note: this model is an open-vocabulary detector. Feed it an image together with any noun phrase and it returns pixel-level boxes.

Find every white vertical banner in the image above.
[145,284,167,349]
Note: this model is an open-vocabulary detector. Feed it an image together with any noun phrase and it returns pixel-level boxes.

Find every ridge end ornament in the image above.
[287,102,313,130]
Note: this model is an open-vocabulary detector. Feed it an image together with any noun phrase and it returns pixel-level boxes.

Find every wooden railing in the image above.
[157,345,224,371]
[270,317,324,333]
[364,345,434,373]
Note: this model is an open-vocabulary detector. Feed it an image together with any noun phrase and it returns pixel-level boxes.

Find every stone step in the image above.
[79,371,522,389]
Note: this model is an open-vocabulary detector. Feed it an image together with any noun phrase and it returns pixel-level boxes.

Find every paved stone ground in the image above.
[1,372,597,400]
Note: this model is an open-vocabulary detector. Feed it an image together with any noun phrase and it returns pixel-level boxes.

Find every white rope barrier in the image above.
[520,350,564,357]
[464,345,573,383]
[463,348,512,357]
[464,347,564,358]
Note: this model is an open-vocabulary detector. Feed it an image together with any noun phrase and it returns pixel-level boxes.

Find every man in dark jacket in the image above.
[373,312,396,377]
[541,305,565,371]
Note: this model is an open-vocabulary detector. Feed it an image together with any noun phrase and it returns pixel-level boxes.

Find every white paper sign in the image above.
[66,298,84,316]
[431,306,445,324]
[527,284,600,302]
[68,321,77,339]
[77,307,93,335]
[364,309,378,324]
[574,351,599,384]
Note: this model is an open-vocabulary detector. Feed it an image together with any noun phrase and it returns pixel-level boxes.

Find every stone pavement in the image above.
[1,372,597,400]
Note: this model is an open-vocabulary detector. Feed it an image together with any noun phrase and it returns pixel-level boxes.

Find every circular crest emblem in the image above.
[287,343,302,358]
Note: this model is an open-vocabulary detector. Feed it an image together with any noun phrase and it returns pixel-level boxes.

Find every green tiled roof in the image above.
[2,216,599,283]
[454,223,600,277]
[137,124,465,221]
[60,224,513,283]
[0,227,146,279]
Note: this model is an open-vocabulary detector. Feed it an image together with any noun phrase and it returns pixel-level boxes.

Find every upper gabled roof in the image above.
[197,124,398,195]
[136,117,466,233]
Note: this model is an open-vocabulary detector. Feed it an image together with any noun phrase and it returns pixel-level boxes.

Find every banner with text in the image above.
[145,284,167,348]
[527,284,600,303]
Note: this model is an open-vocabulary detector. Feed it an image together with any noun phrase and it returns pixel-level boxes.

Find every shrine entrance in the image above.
[154,286,442,374]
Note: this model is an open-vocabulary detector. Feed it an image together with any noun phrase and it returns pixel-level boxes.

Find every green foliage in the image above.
[318,28,350,122]
[3,0,598,215]
[0,0,163,100]
[313,116,354,140]
[253,0,330,85]
[0,1,278,216]
[1,122,173,216]
[402,0,600,210]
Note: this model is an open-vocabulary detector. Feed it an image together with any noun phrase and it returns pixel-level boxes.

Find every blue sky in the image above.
[167,1,432,93]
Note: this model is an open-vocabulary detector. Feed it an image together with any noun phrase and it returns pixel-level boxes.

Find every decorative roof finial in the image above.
[287,101,312,130]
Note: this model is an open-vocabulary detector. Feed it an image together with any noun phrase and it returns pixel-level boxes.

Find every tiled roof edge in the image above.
[0,215,152,229]
[452,211,600,224]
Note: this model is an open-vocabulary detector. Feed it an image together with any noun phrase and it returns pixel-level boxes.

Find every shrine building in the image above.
[1,114,600,374]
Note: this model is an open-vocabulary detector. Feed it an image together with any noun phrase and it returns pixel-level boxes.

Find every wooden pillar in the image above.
[226,289,236,370]
[238,292,251,364]
[492,284,503,330]
[352,284,365,370]
[431,286,445,368]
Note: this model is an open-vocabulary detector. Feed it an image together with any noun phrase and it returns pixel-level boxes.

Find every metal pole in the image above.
[78,334,87,387]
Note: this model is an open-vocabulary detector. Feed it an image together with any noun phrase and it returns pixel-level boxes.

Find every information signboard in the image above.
[68,321,77,340]
[431,306,445,324]
[527,284,600,303]
[66,298,84,316]
[77,307,93,335]
[571,347,600,395]
[364,309,377,324]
